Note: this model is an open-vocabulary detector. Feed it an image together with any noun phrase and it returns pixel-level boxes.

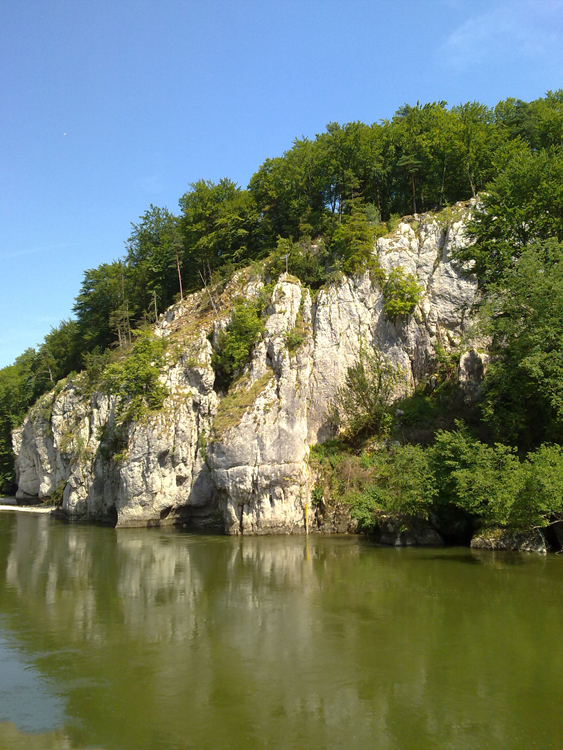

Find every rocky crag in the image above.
[13,207,482,534]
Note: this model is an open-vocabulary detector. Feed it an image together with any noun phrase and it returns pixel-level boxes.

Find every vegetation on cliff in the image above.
[315,232,563,536]
[2,88,563,533]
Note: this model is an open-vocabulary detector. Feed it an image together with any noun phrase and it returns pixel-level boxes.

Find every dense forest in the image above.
[2,91,563,537]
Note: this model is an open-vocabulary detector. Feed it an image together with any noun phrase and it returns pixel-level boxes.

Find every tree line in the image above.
[1,90,563,492]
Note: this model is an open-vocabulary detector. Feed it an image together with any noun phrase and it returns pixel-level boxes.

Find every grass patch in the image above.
[433,202,468,227]
[211,370,274,437]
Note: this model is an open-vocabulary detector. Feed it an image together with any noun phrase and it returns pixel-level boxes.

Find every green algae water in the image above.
[1,512,563,750]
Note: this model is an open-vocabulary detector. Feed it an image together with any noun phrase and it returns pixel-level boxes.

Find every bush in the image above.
[478,240,563,450]
[383,267,423,317]
[429,426,524,526]
[348,444,436,530]
[268,237,329,289]
[429,424,563,529]
[328,348,397,441]
[212,299,264,387]
[100,330,168,421]
[513,444,563,528]
[313,420,563,534]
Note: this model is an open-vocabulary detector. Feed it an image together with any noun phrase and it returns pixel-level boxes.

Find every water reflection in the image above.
[1,513,563,750]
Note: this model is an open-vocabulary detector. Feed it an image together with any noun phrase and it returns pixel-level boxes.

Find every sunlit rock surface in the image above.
[470,527,550,553]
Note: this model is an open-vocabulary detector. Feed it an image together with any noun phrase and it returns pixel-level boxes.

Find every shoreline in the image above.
[0,501,54,514]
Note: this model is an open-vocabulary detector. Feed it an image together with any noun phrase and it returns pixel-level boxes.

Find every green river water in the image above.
[0,511,562,750]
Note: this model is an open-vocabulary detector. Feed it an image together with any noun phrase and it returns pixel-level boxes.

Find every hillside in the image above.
[13,207,480,534]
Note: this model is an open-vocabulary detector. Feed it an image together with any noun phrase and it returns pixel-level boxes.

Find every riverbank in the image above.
[0,498,54,514]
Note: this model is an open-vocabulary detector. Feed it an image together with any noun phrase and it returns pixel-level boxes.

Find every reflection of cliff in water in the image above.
[0,722,104,750]
[1,513,563,750]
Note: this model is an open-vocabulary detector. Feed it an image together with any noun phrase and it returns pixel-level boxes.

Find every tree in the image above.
[73,262,127,353]
[126,205,183,316]
[330,201,377,274]
[179,179,261,289]
[329,347,397,441]
[355,444,436,522]
[35,320,81,386]
[383,267,423,317]
[211,299,265,387]
[100,330,168,421]
[479,240,563,449]
[0,350,39,491]
[457,146,563,285]
[430,426,525,526]
[451,101,498,199]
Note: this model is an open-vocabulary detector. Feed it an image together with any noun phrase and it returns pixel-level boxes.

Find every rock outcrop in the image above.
[13,207,481,533]
[470,527,550,554]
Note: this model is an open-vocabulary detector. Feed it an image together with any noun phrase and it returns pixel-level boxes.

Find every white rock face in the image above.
[208,278,313,534]
[13,208,481,533]
[14,333,220,528]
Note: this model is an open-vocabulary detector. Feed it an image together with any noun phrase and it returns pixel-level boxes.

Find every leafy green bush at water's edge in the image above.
[312,425,563,536]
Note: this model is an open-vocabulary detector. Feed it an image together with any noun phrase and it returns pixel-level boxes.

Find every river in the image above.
[0,511,562,750]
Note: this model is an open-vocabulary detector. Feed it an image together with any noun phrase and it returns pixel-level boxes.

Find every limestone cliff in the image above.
[13,207,481,533]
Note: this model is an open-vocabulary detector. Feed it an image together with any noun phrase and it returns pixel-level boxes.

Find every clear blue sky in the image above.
[1,0,562,368]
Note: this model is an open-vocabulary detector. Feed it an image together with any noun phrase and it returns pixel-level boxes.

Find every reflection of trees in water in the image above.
[1,514,563,750]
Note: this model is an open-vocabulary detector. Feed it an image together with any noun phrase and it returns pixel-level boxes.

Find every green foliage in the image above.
[212,299,265,387]
[311,486,324,506]
[73,262,128,353]
[329,348,397,441]
[50,480,66,507]
[198,429,207,463]
[516,444,563,528]
[330,203,377,274]
[457,147,563,285]
[479,241,563,449]
[285,329,305,353]
[382,267,423,317]
[429,425,563,529]
[385,214,402,233]
[125,205,184,316]
[5,89,563,526]
[318,425,563,534]
[349,444,436,530]
[268,237,328,289]
[0,347,68,492]
[100,331,168,422]
[310,439,351,468]
[429,426,524,526]
[179,179,262,289]
[81,348,118,393]
[97,422,129,463]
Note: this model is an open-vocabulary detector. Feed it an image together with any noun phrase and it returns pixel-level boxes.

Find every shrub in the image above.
[348,444,436,530]
[100,330,168,421]
[212,299,264,387]
[285,329,305,353]
[328,348,397,441]
[383,266,423,317]
[427,426,563,529]
[429,427,525,527]
[268,237,329,289]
